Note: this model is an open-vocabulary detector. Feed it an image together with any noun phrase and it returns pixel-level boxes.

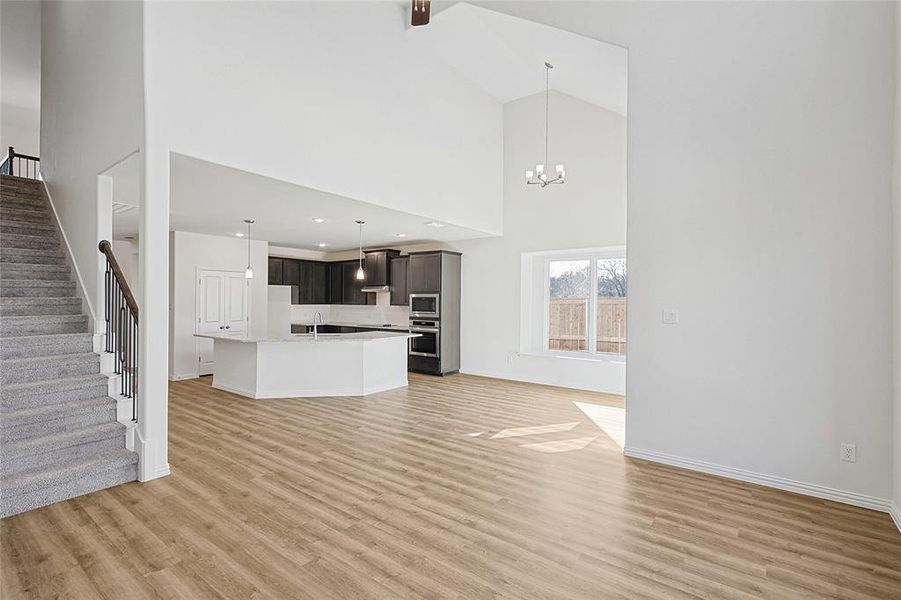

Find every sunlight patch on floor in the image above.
[520,436,599,453]
[490,422,581,439]
[574,401,625,448]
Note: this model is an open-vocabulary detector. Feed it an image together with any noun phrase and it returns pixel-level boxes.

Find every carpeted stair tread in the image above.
[0,234,60,250]
[0,262,70,276]
[0,297,81,316]
[0,314,89,335]
[0,332,93,348]
[0,333,94,359]
[1,396,115,423]
[1,353,100,385]
[2,421,125,459]
[0,220,56,233]
[1,449,137,497]
[0,373,109,398]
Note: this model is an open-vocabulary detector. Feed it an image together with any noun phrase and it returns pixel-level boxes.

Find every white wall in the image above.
[143,1,503,236]
[169,231,269,380]
[457,91,626,393]
[41,0,144,324]
[1,0,41,156]
[111,239,140,304]
[483,1,895,505]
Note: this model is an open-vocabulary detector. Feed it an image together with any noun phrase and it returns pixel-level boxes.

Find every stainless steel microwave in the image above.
[409,293,439,318]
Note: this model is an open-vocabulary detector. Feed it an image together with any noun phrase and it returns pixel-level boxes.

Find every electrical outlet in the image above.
[662,309,679,325]
[840,443,857,463]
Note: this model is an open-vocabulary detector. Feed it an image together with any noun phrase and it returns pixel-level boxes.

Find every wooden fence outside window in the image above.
[548,297,626,354]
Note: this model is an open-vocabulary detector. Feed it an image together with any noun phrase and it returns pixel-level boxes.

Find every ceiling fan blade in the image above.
[411,0,430,26]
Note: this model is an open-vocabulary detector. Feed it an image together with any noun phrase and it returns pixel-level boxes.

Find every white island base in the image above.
[197,332,415,399]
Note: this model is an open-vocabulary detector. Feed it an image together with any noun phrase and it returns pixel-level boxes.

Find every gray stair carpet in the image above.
[0,174,137,519]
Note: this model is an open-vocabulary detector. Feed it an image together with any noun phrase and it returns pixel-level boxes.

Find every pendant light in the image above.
[525,61,565,188]
[355,220,365,280]
[243,219,255,279]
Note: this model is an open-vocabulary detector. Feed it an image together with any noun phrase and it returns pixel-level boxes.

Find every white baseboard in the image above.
[624,446,894,515]
[169,373,199,381]
[890,502,901,533]
[458,366,624,396]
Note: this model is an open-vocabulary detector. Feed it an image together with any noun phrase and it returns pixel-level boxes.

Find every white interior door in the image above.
[196,269,249,376]
[224,272,249,333]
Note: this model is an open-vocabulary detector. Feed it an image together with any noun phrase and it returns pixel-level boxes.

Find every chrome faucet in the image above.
[313,312,323,340]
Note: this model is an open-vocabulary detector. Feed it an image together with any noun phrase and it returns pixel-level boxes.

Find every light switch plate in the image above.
[662,309,679,325]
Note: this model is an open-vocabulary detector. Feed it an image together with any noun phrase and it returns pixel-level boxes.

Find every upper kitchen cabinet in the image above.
[390,255,409,306]
[342,260,372,305]
[268,258,284,285]
[282,259,301,286]
[408,252,442,293]
[364,249,400,288]
[327,261,343,304]
[294,260,328,304]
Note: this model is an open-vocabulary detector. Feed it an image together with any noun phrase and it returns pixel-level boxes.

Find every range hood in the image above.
[361,285,390,293]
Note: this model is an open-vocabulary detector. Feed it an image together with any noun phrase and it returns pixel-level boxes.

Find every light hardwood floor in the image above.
[2,373,900,599]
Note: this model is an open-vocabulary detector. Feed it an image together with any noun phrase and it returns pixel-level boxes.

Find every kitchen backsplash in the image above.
[289,293,410,326]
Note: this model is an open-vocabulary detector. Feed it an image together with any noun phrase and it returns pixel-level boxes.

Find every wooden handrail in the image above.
[8,146,39,161]
[98,240,139,319]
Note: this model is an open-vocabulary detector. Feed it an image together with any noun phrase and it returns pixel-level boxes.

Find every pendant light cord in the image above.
[545,63,549,169]
[358,221,363,269]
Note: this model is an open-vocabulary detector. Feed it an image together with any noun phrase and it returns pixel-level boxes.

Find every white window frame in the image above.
[542,247,626,359]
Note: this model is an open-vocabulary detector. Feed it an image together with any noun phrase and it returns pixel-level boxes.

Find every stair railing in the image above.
[98,240,139,422]
[0,146,41,179]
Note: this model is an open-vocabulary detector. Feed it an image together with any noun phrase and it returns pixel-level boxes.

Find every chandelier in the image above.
[525,62,565,188]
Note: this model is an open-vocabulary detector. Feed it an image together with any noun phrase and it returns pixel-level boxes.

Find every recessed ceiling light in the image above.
[318,242,327,248]
[425,221,445,228]
[235,232,245,237]
[312,217,325,223]
[395,233,407,238]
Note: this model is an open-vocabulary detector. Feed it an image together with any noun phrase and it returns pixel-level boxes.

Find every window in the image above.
[546,253,626,357]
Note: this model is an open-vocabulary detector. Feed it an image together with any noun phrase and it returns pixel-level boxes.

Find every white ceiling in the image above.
[406,2,627,114]
[113,153,493,249]
[152,153,489,252]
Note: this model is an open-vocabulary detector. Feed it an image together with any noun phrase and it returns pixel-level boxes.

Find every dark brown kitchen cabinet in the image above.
[282,259,301,286]
[408,252,441,293]
[342,261,367,305]
[295,260,328,304]
[327,262,343,304]
[268,258,284,284]
[364,250,400,287]
[390,255,409,306]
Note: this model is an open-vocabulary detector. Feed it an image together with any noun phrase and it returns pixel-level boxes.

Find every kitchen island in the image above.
[195,331,418,399]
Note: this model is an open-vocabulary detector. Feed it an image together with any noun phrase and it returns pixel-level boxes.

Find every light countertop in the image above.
[291,321,410,332]
[195,331,418,344]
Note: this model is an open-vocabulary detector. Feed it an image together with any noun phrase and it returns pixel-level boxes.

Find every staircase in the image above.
[0,174,138,518]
